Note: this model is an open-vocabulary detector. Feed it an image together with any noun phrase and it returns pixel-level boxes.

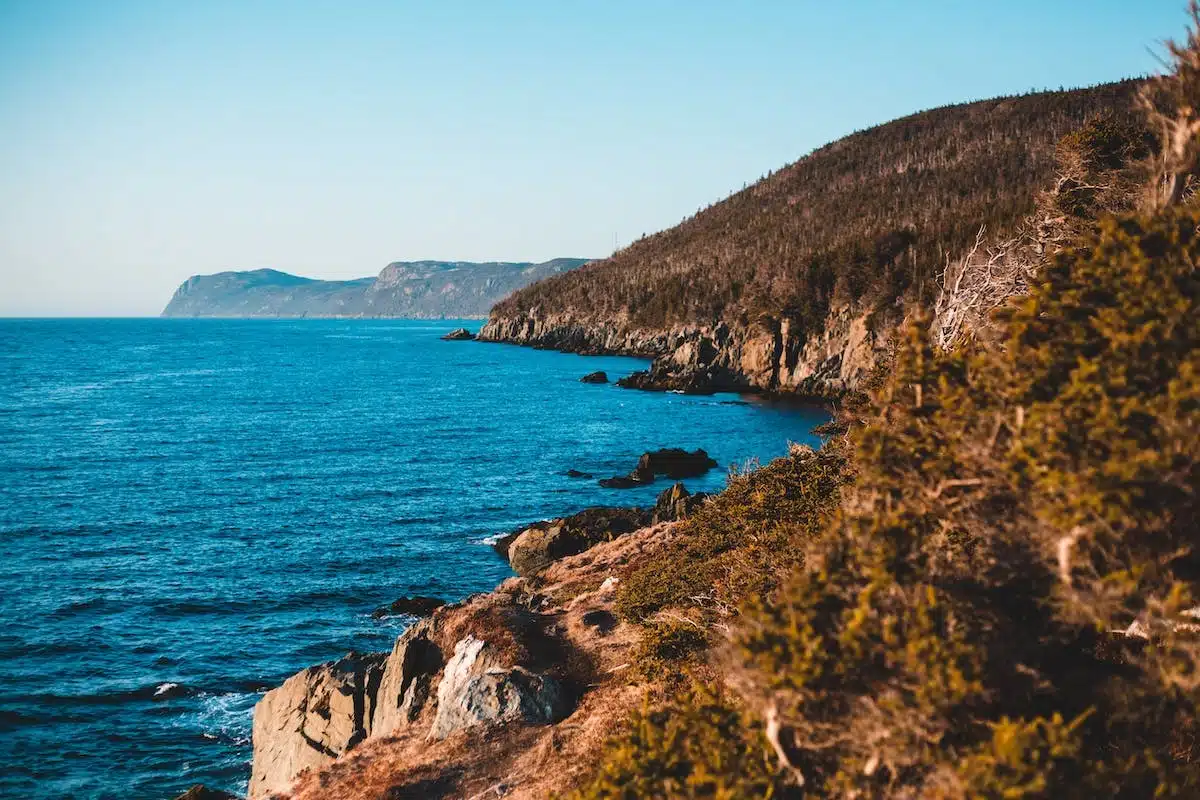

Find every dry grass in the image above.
[283,525,675,800]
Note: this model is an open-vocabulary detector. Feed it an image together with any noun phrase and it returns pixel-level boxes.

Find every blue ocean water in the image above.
[0,318,827,799]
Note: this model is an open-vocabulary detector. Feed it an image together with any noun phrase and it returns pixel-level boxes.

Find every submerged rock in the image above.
[580,370,609,384]
[565,468,593,479]
[249,651,386,798]
[441,327,475,341]
[597,474,648,489]
[429,635,567,740]
[372,595,446,619]
[499,506,649,576]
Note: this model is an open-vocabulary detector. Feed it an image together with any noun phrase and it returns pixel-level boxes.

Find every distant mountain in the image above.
[161,259,591,318]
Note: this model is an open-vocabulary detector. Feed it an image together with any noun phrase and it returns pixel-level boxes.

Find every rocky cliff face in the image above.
[250,652,386,798]
[161,259,590,319]
[477,303,886,396]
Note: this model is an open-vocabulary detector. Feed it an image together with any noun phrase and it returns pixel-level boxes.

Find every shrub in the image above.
[631,621,709,679]
[583,206,1200,797]
[614,445,848,624]
[565,683,785,800]
[730,207,1200,796]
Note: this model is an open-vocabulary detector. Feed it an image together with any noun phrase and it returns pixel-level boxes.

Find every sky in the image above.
[0,1,1189,316]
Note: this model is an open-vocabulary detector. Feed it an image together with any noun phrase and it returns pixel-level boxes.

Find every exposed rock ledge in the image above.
[250,520,678,800]
[476,305,886,395]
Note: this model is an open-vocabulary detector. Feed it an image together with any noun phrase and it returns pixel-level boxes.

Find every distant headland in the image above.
[160,259,591,319]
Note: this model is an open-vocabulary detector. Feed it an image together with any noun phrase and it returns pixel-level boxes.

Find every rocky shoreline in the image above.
[476,304,888,396]
[171,332,828,800]
[215,478,709,800]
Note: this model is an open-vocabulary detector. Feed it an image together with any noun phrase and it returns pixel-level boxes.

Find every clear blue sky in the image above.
[0,1,1187,315]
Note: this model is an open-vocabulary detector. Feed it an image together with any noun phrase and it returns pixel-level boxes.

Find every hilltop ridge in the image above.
[480,80,1143,394]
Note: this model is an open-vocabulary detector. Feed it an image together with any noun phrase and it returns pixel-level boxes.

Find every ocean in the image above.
[0,318,828,799]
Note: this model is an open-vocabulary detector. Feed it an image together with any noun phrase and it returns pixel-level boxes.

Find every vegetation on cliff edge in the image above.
[568,11,1200,798]
[495,82,1141,344]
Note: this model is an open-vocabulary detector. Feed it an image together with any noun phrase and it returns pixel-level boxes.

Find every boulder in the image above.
[499,507,649,576]
[580,371,609,384]
[173,786,240,800]
[615,361,745,394]
[565,469,593,479]
[373,618,444,738]
[441,328,475,341]
[429,636,567,740]
[638,448,718,479]
[372,595,446,618]
[249,651,386,799]
[600,448,718,488]
[652,482,707,523]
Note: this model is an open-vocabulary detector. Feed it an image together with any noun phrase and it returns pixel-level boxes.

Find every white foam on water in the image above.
[190,690,260,747]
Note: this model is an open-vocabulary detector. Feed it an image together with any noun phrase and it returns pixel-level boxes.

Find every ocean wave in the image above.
[339,488,396,501]
[188,691,259,747]
[148,587,373,618]
[0,639,112,658]
[10,682,199,707]
[50,597,106,617]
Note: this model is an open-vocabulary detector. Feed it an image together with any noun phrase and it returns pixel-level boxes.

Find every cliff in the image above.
[478,303,879,395]
[161,259,590,319]
[479,81,1143,394]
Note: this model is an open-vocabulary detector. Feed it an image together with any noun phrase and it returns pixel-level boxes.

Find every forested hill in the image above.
[480,80,1144,393]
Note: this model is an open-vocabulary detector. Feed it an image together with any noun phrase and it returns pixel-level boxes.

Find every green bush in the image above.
[733,207,1200,796]
[582,206,1200,798]
[565,683,785,800]
[615,445,848,624]
[631,621,709,679]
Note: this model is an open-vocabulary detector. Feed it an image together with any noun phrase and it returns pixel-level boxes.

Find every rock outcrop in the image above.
[252,512,684,799]
[477,306,884,397]
[579,371,608,383]
[281,523,675,800]
[440,328,474,341]
[599,448,718,488]
[372,595,447,619]
[251,568,618,796]
[652,482,706,523]
[372,619,443,738]
[249,651,386,798]
[491,507,649,576]
[429,635,566,739]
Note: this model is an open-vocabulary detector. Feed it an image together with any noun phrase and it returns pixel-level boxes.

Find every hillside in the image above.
[480,81,1143,394]
[161,259,590,318]
[228,29,1200,795]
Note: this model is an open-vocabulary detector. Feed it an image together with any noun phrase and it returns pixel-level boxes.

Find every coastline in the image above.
[232,334,833,799]
[3,318,826,800]
[475,305,887,397]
